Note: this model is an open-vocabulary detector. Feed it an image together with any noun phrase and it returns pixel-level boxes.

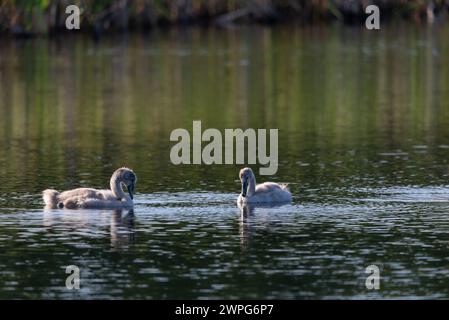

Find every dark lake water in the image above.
[1,24,449,299]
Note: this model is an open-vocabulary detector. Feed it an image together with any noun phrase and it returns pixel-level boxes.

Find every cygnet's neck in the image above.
[247,172,256,196]
[110,174,127,200]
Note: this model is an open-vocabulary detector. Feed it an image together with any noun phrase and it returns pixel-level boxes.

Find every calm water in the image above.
[1,24,449,299]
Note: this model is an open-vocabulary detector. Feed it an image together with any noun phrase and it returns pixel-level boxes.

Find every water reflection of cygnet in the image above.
[237,202,292,251]
[110,209,135,249]
[238,202,256,250]
[42,208,135,249]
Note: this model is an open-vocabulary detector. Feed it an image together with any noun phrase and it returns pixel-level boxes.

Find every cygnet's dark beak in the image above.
[127,183,135,200]
[241,179,248,198]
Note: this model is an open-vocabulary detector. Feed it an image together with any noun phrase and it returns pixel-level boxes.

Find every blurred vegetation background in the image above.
[0,0,448,36]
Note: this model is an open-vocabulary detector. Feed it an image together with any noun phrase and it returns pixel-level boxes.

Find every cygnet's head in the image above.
[239,167,254,197]
[114,167,137,199]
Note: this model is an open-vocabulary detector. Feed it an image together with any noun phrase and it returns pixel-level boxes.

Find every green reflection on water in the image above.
[1,26,449,200]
